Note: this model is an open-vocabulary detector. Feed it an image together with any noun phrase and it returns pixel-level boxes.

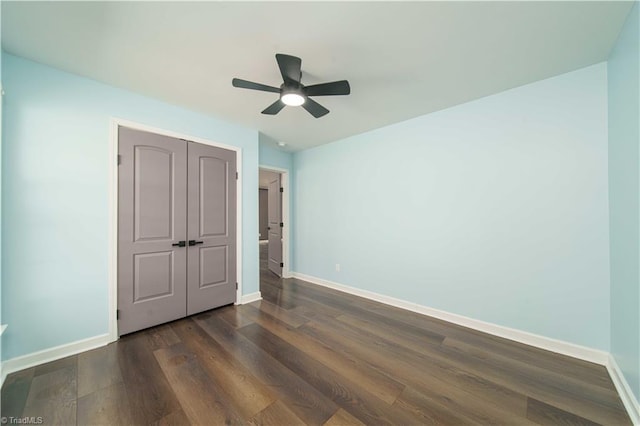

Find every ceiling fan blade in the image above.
[275,54,302,85]
[232,78,280,93]
[302,98,329,118]
[261,99,286,115]
[305,80,351,97]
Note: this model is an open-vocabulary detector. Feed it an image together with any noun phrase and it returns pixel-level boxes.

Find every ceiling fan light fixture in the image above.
[281,92,305,106]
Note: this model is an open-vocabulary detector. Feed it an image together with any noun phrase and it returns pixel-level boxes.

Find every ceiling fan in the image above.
[232,54,351,118]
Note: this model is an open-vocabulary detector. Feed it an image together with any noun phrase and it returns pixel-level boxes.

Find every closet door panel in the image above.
[186,141,237,315]
[117,127,187,335]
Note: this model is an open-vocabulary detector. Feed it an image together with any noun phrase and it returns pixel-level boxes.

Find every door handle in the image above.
[189,240,204,246]
[172,241,186,247]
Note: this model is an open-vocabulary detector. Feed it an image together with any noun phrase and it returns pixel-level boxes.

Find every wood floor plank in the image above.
[76,382,133,425]
[310,309,628,425]
[146,322,182,351]
[154,343,244,425]
[284,279,360,312]
[248,400,305,426]
[116,332,183,424]
[238,322,427,426]
[300,318,531,420]
[394,379,539,425]
[249,299,310,328]
[22,365,77,426]
[336,312,446,350]
[289,303,344,324]
[441,337,623,409]
[392,386,480,425]
[293,277,614,392]
[238,304,405,404]
[204,305,257,329]
[194,313,339,425]
[33,355,76,378]
[289,295,360,319]
[77,343,123,398]
[440,326,615,391]
[435,342,630,425]
[1,368,35,419]
[151,409,191,426]
[171,318,277,420]
[337,312,625,422]
[350,295,614,390]
[260,280,299,310]
[323,408,366,426]
[526,397,601,425]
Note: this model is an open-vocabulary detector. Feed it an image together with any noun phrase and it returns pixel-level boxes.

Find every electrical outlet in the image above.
[335,263,341,272]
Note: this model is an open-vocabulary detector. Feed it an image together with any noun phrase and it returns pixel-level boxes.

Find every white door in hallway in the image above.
[267,174,283,277]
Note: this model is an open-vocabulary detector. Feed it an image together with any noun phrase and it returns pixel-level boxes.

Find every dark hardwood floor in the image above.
[1,243,631,425]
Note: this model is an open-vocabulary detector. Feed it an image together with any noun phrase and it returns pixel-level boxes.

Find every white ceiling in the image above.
[2,1,633,151]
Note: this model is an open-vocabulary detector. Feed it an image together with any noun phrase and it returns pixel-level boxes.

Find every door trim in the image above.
[108,118,243,342]
[258,166,291,278]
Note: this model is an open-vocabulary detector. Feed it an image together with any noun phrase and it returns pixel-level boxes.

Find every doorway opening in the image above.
[258,167,290,291]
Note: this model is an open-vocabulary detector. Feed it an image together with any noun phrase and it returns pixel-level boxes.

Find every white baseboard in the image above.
[1,333,110,384]
[0,325,6,387]
[607,354,640,425]
[240,291,262,304]
[291,272,609,366]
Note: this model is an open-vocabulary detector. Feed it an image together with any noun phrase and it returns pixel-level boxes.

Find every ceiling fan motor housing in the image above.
[281,81,305,97]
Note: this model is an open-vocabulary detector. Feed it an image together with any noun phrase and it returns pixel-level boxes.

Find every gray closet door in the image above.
[186,141,237,315]
[118,127,188,336]
[267,174,283,277]
[259,188,269,240]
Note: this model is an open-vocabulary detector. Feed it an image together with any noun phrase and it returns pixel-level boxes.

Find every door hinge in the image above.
[117,155,122,165]
[235,172,238,180]
[280,187,284,193]
[116,309,120,320]
[280,222,284,228]
[235,282,238,290]
[280,262,284,268]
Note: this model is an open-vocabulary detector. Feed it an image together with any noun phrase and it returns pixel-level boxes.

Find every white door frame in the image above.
[108,117,243,342]
[259,166,291,278]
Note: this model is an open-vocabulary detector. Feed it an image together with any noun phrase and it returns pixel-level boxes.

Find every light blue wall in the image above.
[608,2,640,401]
[258,133,293,171]
[294,63,611,350]
[1,53,260,360]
